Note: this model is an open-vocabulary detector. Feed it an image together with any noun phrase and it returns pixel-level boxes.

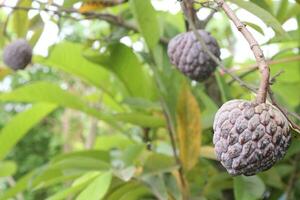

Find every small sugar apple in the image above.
[213,99,291,176]
[3,39,32,70]
[167,30,220,81]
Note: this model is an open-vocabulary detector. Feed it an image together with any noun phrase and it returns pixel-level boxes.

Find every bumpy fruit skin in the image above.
[167,30,220,81]
[3,39,32,70]
[213,99,291,176]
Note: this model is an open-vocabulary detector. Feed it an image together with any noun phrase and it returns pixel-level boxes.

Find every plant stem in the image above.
[214,0,270,103]
[228,55,300,85]
[0,4,169,45]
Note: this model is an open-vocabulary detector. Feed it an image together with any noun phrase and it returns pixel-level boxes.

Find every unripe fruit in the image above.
[3,39,32,70]
[213,99,291,176]
[167,30,220,81]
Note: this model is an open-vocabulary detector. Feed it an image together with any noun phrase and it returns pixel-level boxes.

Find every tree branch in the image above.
[182,3,257,93]
[182,0,300,134]
[214,0,270,104]
[228,55,300,85]
[0,4,169,45]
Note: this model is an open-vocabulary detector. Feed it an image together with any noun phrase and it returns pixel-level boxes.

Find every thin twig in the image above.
[214,0,270,104]
[200,9,217,28]
[0,4,169,45]
[228,55,300,84]
[184,0,300,133]
[182,0,201,29]
[182,3,257,93]
[268,90,300,133]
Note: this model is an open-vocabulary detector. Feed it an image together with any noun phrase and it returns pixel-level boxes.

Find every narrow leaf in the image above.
[12,0,31,37]
[229,0,288,37]
[0,81,165,127]
[0,103,57,160]
[0,161,17,177]
[76,171,112,200]
[129,0,161,50]
[234,176,265,200]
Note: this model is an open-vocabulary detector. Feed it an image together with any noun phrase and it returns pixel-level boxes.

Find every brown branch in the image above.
[0,4,169,45]
[182,3,257,93]
[183,1,300,133]
[182,0,201,29]
[228,55,300,84]
[214,0,270,104]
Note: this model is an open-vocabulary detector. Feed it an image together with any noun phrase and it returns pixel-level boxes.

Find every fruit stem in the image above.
[214,0,270,104]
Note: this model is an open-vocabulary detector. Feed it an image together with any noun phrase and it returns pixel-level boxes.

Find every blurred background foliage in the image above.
[0,0,299,199]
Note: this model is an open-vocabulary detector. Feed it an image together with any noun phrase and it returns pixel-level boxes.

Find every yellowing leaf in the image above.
[0,68,12,80]
[79,2,105,13]
[79,0,125,13]
[200,146,217,160]
[176,82,201,171]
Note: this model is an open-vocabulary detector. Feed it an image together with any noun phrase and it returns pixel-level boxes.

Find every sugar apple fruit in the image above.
[167,30,220,81]
[213,99,291,176]
[3,39,32,70]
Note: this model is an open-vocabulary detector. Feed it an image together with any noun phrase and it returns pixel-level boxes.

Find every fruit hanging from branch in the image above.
[167,30,220,82]
[3,39,32,71]
[213,100,291,176]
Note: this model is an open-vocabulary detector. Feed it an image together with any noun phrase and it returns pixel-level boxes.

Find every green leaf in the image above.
[34,42,113,94]
[49,157,110,172]
[105,181,153,200]
[0,81,114,123]
[29,28,43,47]
[87,43,157,99]
[32,151,110,190]
[243,21,264,35]
[129,0,161,50]
[0,161,17,177]
[283,4,300,23]
[94,134,135,150]
[0,103,57,160]
[76,171,112,200]
[51,150,110,164]
[234,176,265,200]
[143,153,177,175]
[229,0,288,37]
[116,186,152,200]
[28,14,44,47]
[63,0,81,7]
[46,172,100,200]
[0,81,165,128]
[0,171,35,200]
[12,0,31,37]
[276,0,289,22]
[121,144,144,166]
[267,30,299,44]
[176,82,201,171]
[196,90,218,130]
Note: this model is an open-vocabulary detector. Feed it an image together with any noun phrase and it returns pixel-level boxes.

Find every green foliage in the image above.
[0,0,300,199]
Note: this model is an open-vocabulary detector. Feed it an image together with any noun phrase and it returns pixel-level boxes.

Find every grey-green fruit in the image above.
[3,39,32,70]
[213,99,291,176]
[167,30,220,81]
